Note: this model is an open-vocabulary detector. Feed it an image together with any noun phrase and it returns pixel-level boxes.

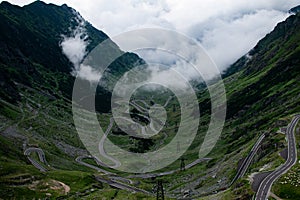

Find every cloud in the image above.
[135,48,212,84]
[77,64,102,82]
[60,11,101,82]
[147,61,200,89]
[6,0,300,74]
[60,32,87,69]
[189,9,290,70]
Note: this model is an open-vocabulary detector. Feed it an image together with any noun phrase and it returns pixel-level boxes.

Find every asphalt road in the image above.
[76,155,136,185]
[255,115,300,200]
[230,134,265,185]
[98,97,173,168]
[77,96,193,195]
[75,155,114,175]
[24,147,48,172]
[98,117,121,168]
[129,157,212,179]
[94,175,152,195]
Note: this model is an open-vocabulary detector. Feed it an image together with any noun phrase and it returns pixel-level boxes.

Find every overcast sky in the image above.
[4,0,300,71]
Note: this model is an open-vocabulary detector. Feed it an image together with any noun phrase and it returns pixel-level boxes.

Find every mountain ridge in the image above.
[0,0,144,111]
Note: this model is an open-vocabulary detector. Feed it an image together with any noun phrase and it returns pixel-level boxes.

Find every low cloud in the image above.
[9,0,300,75]
[60,31,87,69]
[77,64,102,82]
[136,49,209,85]
[189,9,290,71]
[147,62,199,89]
[60,12,101,82]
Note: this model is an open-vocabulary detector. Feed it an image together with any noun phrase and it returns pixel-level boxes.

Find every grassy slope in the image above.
[0,2,147,199]
[201,12,300,199]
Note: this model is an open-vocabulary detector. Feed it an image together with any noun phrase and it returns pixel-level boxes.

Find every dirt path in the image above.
[52,180,70,194]
[269,192,283,200]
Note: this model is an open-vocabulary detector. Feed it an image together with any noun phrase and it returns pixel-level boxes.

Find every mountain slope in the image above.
[0,2,149,199]
[165,10,300,199]
[226,11,300,122]
[204,10,300,199]
[0,1,144,109]
[0,1,103,103]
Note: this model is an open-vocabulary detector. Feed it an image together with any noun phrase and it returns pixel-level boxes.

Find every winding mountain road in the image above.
[77,96,202,195]
[230,134,265,185]
[75,155,114,175]
[24,147,49,172]
[98,117,121,168]
[98,97,173,167]
[128,157,212,179]
[255,115,300,200]
[94,175,152,195]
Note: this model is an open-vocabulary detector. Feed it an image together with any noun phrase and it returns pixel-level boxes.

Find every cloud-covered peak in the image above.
[7,0,300,72]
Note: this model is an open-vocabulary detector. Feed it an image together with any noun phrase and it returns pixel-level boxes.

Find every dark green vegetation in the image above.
[0,1,96,103]
[0,1,300,199]
[290,5,300,14]
[0,1,147,199]
[0,0,144,112]
[212,10,300,199]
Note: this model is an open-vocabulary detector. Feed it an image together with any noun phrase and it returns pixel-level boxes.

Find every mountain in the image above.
[0,1,300,199]
[290,5,300,14]
[162,8,300,199]
[0,1,144,112]
[205,9,300,199]
[226,11,300,119]
[0,1,93,102]
[0,2,148,199]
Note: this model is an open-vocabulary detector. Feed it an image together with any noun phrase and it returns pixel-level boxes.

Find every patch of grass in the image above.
[0,100,20,120]
[273,181,300,199]
[46,170,96,193]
